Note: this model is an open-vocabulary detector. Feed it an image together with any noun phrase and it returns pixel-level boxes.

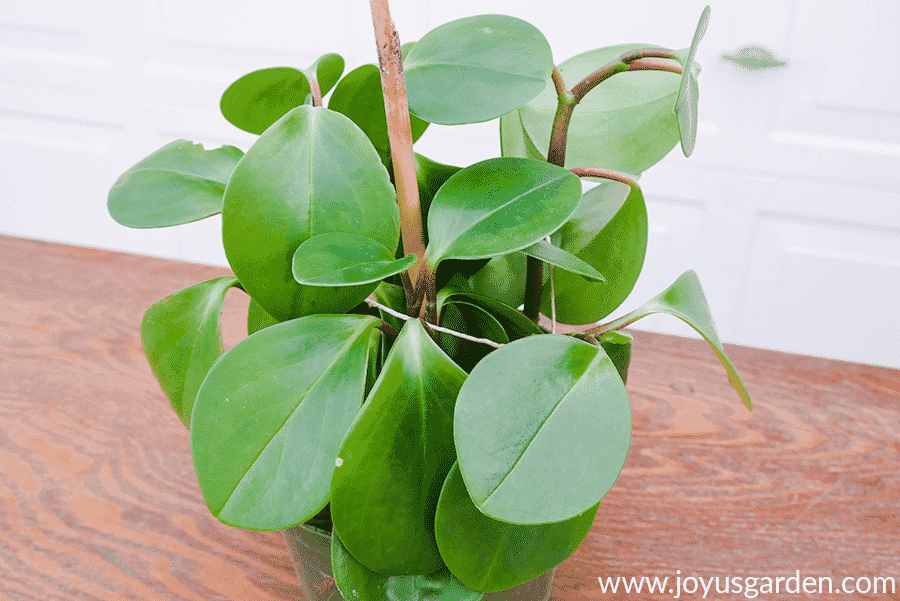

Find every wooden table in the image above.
[1,233,898,600]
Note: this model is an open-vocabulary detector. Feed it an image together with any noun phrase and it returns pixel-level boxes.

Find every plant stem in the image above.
[308,76,323,107]
[365,298,502,348]
[369,0,426,291]
[569,167,640,189]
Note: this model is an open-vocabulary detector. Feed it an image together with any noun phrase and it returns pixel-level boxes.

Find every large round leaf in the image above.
[331,320,467,575]
[222,105,400,321]
[404,15,553,125]
[519,43,684,174]
[141,276,239,428]
[108,140,242,228]
[291,232,416,287]
[543,180,647,324]
[190,314,380,530]
[220,54,345,135]
[424,158,582,267]
[328,64,429,164]
[435,463,598,593]
[331,530,481,601]
[454,334,631,524]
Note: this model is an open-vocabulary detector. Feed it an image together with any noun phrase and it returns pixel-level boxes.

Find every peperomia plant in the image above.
[108,2,752,598]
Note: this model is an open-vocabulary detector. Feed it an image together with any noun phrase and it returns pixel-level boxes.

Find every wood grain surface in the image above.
[1,233,898,601]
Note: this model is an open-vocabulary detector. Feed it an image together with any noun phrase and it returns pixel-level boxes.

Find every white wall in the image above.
[2,1,899,368]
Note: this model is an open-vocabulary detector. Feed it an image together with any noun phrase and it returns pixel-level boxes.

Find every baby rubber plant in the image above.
[107,1,752,598]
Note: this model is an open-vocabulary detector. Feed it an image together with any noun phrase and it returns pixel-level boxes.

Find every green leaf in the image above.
[674,6,710,157]
[435,463,597,592]
[404,15,553,125]
[543,180,647,324]
[424,158,582,266]
[454,334,631,524]
[310,52,345,96]
[466,254,528,310]
[190,314,380,530]
[291,232,416,287]
[415,153,462,246]
[518,43,685,173]
[332,529,482,601]
[108,140,242,229]
[598,330,632,385]
[439,290,542,342]
[597,270,752,410]
[222,105,400,321]
[220,67,312,135]
[438,300,509,372]
[521,239,605,282]
[140,276,239,428]
[328,64,429,163]
[247,298,279,336]
[499,109,547,161]
[331,320,467,575]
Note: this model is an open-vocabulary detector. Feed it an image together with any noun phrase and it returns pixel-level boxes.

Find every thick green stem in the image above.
[370,0,426,293]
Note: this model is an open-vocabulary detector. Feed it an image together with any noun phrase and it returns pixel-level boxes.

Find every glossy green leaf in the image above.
[291,232,416,287]
[328,64,428,163]
[108,140,242,228]
[520,239,605,282]
[438,287,542,342]
[404,15,553,125]
[598,330,632,385]
[674,6,710,157]
[222,105,400,321]
[454,334,631,524]
[247,298,279,336]
[311,52,345,96]
[332,529,482,601]
[221,67,311,135]
[543,180,647,324]
[141,276,239,428]
[424,158,582,266]
[416,153,462,245]
[499,109,546,161]
[435,463,598,592]
[518,43,685,173]
[466,254,528,311]
[331,320,467,575]
[597,270,752,410]
[190,314,380,530]
[438,300,509,372]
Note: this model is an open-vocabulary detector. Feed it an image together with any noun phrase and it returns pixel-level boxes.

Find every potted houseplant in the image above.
[107,2,752,599]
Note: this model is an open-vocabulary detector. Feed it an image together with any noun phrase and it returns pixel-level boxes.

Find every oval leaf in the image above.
[222,105,400,320]
[311,52,345,96]
[141,276,239,428]
[331,529,482,601]
[220,67,312,135]
[521,239,605,282]
[331,320,467,575]
[292,232,416,287]
[190,314,380,530]
[424,158,582,266]
[543,180,647,324]
[108,140,242,228]
[435,463,597,592]
[404,15,553,125]
[519,43,683,173]
[247,298,279,336]
[454,334,631,524]
[595,270,752,410]
[329,64,428,163]
[438,300,509,372]
[674,6,710,157]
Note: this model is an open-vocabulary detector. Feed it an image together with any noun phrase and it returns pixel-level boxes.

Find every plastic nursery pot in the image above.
[281,524,555,601]
[280,332,633,601]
